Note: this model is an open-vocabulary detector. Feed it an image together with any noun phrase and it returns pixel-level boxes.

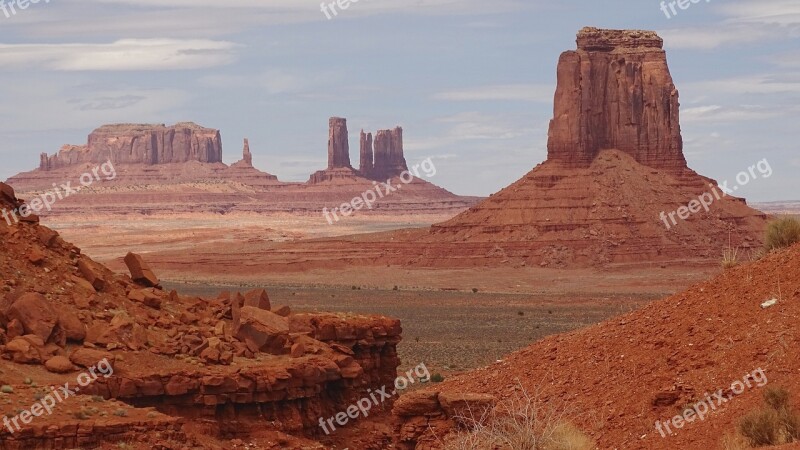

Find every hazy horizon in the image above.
[1,0,798,201]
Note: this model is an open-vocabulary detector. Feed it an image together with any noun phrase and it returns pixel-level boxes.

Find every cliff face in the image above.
[547,27,686,171]
[39,123,223,170]
[359,130,374,177]
[358,126,408,181]
[327,117,352,169]
[372,127,409,179]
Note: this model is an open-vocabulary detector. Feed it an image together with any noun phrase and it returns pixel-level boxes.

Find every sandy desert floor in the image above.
[37,211,726,379]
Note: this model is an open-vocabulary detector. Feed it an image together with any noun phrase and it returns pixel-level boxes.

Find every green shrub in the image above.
[765,217,800,252]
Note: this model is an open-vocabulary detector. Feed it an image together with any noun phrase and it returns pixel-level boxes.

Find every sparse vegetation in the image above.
[442,385,594,450]
[0,385,13,394]
[764,216,800,252]
[731,387,800,447]
[472,288,479,294]
[431,373,445,383]
[722,246,740,269]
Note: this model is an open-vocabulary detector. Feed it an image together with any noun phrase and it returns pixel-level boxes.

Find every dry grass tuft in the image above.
[442,385,595,450]
[728,387,800,448]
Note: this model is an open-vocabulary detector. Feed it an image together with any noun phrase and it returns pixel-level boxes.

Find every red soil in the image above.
[394,243,800,449]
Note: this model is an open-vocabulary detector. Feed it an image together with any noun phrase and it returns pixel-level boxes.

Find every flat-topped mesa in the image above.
[327,117,352,169]
[576,27,663,51]
[547,27,686,171]
[370,127,408,180]
[38,122,223,170]
[359,130,374,177]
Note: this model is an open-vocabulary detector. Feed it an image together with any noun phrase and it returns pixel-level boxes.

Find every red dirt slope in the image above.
[394,243,800,449]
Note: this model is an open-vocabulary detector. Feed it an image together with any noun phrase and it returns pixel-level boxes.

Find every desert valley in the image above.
[1,8,800,450]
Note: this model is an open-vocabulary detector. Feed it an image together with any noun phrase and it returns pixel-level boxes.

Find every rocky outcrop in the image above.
[39,123,223,170]
[0,190,403,447]
[328,117,352,169]
[242,138,252,166]
[547,27,686,171]
[371,127,408,180]
[357,126,408,180]
[309,117,360,183]
[359,130,374,178]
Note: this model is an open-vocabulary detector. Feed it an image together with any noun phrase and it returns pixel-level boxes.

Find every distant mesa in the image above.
[6,118,478,216]
[39,122,224,170]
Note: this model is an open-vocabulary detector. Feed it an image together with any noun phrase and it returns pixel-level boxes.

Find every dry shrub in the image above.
[721,246,740,269]
[442,386,595,450]
[737,387,800,447]
[764,216,800,252]
[721,432,751,450]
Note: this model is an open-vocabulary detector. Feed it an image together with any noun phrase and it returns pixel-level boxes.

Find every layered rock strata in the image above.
[39,123,223,170]
[0,181,403,447]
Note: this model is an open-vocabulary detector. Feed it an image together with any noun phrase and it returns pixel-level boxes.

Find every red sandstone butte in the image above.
[40,122,223,170]
[548,27,685,171]
[254,27,767,269]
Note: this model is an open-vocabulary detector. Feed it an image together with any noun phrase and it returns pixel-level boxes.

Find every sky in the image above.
[0,0,798,201]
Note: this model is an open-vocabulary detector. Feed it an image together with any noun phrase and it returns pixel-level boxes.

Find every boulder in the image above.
[272,305,291,317]
[45,356,75,373]
[243,288,270,310]
[57,308,87,342]
[70,348,114,369]
[77,259,106,291]
[124,252,160,287]
[7,293,57,342]
[233,307,290,355]
[4,335,45,364]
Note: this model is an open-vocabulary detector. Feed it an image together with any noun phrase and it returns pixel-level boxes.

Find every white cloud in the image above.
[660,0,800,49]
[720,0,800,25]
[434,84,554,102]
[683,74,800,95]
[682,105,779,122]
[10,0,536,39]
[0,39,239,71]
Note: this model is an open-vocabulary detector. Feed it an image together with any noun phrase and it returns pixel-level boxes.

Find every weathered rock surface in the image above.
[359,130,374,178]
[372,127,409,179]
[309,117,361,183]
[328,117,352,169]
[0,183,403,448]
[40,122,223,170]
[124,252,160,287]
[548,27,685,171]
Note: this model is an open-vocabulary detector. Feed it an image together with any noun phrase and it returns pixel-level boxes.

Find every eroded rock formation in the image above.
[421,28,766,266]
[39,123,223,170]
[547,27,686,171]
[0,182,402,448]
[359,130,374,178]
[242,138,253,166]
[328,117,352,169]
[309,117,360,183]
[372,127,409,180]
